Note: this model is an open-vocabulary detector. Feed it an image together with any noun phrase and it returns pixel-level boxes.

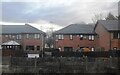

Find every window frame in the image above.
[89,35,94,41]
[5,35,8,37]
[113,32,120,39]
[69,35,73,40]
[91,47,95,51]
[80,35,83,40]
[35,34,40,39]
[58,35,64,40]
[26,34,29,39]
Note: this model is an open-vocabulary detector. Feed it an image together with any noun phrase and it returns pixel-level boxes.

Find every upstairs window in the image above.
[80,35,83,40]
[89,35,94,41]
[69,35,73,40]
[92,35,95,40]
[5,35,8,37]
[19,35,21,39]
[113,32,120,39]
[35,34,40,39]
[17,34,21,39]
[26,34,29,39]
[9,35,11,38]
[58,35,64,40]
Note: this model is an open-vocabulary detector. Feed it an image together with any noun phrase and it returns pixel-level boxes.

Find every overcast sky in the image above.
[1,0,119,32]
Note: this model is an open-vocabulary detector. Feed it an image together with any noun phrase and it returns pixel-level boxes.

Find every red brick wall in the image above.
[2,34,45,51]
[95,23,110,51]
[111,33,120,50]
[95,23,120,51]
[54,34,98,51]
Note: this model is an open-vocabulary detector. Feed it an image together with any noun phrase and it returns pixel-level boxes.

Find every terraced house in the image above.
[1,24,46,51]
[95,20,120,51]
[53,24,98,52]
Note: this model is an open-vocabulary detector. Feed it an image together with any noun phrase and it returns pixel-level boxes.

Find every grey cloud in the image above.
[1,1,118,27]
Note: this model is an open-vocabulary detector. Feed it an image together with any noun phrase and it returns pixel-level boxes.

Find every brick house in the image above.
[53,24,98,52]
[1,24,46,51]
[94,20,120,51]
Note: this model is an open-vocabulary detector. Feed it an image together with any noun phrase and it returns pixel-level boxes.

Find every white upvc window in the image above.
[35,34,40,39]
[9,35,11,38]
[70,35,73,40]
[89,35,91,40]
[17,34,21,39]
[80,35,83,40]
[91,35,95,40]
[17,35,19,39]
[5,35,8,37]
[91,47,95,51]
[89,35,94,40]
[35,34,37,39]
[118,33,120,39]
[19,34,21,39]
[26,34,29,39]
[80,35,83,38]
[61,35,64,39]
[58,35,64,40]
[58,35,61,39]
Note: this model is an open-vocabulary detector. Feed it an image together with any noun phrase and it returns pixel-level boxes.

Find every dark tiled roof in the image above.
[54,24,95,34]
[1,24,45,34]
[98,20,119,31]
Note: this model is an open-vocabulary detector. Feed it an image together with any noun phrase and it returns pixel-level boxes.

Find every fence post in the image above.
[34,56,37,73]
[85,56,88,71]
[9,55,11,67]
[109,56,112,68]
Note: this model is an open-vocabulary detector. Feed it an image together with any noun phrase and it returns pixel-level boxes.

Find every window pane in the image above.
[113,32,118,39]
[58,35,61,39]
[26,34,29,38]
[62,35,64,39]
[5,35,8,37]
[118,33,120,39]
[35,34,37,39]
[80,35,83,40]
[19,35,21,39]
[16,35,19,39]
[89,35,91,40]
[38,34,40,38]
[80,35,83,37]
[92,35,94,40]
[70,35,73,39]
[91,47,94,51]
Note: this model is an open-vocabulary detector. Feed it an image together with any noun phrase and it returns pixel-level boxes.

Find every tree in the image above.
[105,12,117,20]
[45,36,54,48]
[92,13,104,24]
[117,15,120,20]
[45,27,54,48]
[116,15,120,20]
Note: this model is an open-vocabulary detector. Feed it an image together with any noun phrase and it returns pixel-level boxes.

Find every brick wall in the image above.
[95,23,120,51]
[54,34,98,51]
[2,34,45,51]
